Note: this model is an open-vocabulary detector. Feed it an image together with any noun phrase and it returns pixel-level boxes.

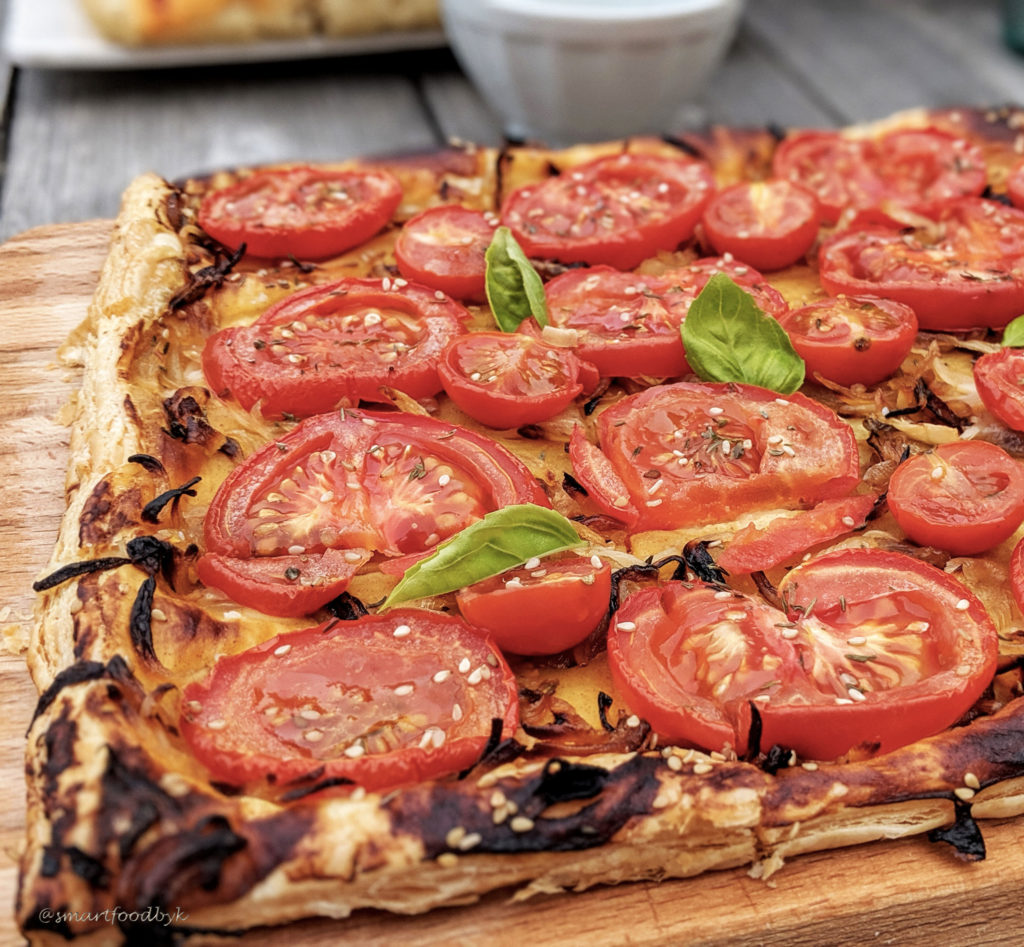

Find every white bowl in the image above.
[441,0,745,144]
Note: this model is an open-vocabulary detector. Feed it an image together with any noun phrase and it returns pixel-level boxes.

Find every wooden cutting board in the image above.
[2,221,1024,946]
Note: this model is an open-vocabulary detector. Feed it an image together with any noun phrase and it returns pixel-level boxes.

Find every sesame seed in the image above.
[847,635,867,645]
[433,670,451,684]
[692,762,713,775]
[274,644,292,656]
[343,550,365,562]
[437,852,459,868]
[954,787,976,801]
[394,684,415,696]
[510,816,535,833]
[393,624,412,638]
[841,516,855,527]
[459,832,482,851]
[524,556,541,570]
[645,498,663,507]
[964,772,981,789]
[458,657,472,673]
[626,715,641,727]
[801,761,819,771]
[467,667,485,685]
[299,709,320,720]
[207,718,227,730]
[445,826,466,848]
[438,473,451,487]
[931,466,945,481]
[714,590,732,600]
[490,789,507,808]
[847,687,866,702]
[955,599,970,611]
[343,742,365,757]
[708,406,724,416]
[616,621,637,632]
[287,544,305,555]
[304,729,326,743]
[452,703,464,721]
[780,627,799,639]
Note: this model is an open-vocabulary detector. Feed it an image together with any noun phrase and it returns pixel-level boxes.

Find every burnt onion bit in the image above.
[928,798,987,861]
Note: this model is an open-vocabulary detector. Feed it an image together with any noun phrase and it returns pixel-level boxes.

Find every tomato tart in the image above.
[20,106,1024,943]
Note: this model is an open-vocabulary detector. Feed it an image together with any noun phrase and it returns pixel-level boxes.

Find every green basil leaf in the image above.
[485,226,549,332]
[381,504,580,609]
[681,272,805,394]
[1002,314,1024,347]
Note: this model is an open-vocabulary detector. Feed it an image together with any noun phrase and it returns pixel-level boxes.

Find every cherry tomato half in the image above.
[502,153,715,269]
[570,381,860,531]
[772,128,986,225]
[608,548,998,760]
[456,554,611,656]
[974,346,1024,431]
[439,331,599,429]
[818,198,1024,331]
[778,294,918,387]
[200,408,547,613]
[180,609,519,792]
[531,258,787,380]
[701,179,820,271]
[887,441,1024,555]
[198,165,403,260]
[394,205,497,301]
[203,277,469,418]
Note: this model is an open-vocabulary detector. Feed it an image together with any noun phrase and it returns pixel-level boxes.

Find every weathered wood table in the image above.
[3,0,1024,944]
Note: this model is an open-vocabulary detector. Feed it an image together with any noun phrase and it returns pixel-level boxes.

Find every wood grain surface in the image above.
[3,222,1024,945]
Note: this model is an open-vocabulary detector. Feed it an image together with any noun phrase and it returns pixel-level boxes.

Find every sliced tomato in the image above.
[608,548,998,759]
[887,441,1024,555]
[778,294,918,387]
[439,331,598,429]
[571,381,859,531]
[773,128,986,225]
[180,609,519,792]
[200,408,547,612]
[456,554,611,655]
[501,153,715,269]
[701,179,820,271]
[818,198,1024,331]
[529,266,694,378]
[715,493,877,575]
[530,258,787,379]
[198,165,402,260]
[974,346,1024,431]
[203,277,469,418]
[195,548,371,618]
[394,204,496,301]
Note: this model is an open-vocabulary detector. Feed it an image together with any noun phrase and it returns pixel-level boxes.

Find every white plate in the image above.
[3,0,448,69]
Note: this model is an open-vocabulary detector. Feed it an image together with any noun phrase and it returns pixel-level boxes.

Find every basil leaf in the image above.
[681,273,805,394]
[485,226,549,332]
[1002,314,1024,347]
[381,504,580,609]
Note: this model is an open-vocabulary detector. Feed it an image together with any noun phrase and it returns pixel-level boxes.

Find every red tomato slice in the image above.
[198,165,402,260]
[701,179,820,271]
[203,277,469,418]
[887,441,1024,555]
[180,610,519,792]
[529,266,694,378]
[818,198,1024,331]
[608,548,998,760]
[501,153,715,268]
[439,331,598,429]
[974,346,1024,431]
[530,258,787,379]
[571,381,859,531]
[778,294,918,387]
[715,493,877,575]
[201,409,548,612]
[196,548,370,618]
[394,204,497,301]
[456,554,611,655]
[773,128,986,225]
